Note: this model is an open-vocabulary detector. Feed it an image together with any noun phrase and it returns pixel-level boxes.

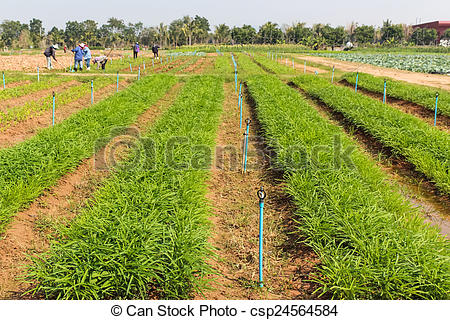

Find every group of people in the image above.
[44,42,161,71]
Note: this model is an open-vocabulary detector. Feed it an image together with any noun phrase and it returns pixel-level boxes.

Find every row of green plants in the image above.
[0,75,177,234]
[342,72,450,117]
[214,53,234,75]
[253,54,298,74]
[292,75,450,194]
[28,76,224,299]
[0,77,122,130]
[235,53,266,76]
[167,57,199,74]
[0,76,72,101]
[246,74,449,299]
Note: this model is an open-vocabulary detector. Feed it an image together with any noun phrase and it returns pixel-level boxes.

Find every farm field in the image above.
[0,46,449,301]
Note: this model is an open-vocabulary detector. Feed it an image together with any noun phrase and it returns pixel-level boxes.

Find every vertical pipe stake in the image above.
[434,93,439,126]
[257,186,266,288]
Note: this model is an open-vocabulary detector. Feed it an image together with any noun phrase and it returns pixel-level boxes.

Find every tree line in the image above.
[1,16,449,49]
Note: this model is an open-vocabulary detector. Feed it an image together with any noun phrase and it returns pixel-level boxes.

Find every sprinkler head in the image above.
[257,186,266,200]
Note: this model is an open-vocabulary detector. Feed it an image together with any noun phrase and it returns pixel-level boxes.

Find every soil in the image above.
[339,80,450,132]
[289,83,450,237]
[0,81,130,149]
[1,80,31,90]
[297,55,450,91]
[0,82,184,299]
[0,80,79,113]
[179,58,205,74]
[196,82,322,300]
[192,58,214,74]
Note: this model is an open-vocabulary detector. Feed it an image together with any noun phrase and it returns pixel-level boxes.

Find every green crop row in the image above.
[292,75,450,194]
[0,75,177,234]
[253,54,298,74]
[27,76,224,299]
[0,76,73,101]
[0,77,120,129]
[235,53,266,76]
[342,72,450,117]
[214,53,234,75]
[246,74,449,299]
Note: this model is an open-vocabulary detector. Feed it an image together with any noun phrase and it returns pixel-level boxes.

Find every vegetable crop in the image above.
[292,75,450,194]
[247,74,450,299]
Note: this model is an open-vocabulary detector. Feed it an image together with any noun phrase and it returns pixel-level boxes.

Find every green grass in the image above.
[342,72,450,117]
[253,54,298,74]
[214,53,234,75]
[246,74,450,299]
[0,74,177,234]
[27,75,224,299]
[292,75,450,195]
[234,53,266,76]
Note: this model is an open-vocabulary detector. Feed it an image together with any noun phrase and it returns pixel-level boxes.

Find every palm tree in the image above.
[214,24,231,44]
[157,23,168,47]
[182,16,195,46]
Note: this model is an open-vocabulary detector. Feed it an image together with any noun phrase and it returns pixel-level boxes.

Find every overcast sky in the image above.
[1,0,449,31]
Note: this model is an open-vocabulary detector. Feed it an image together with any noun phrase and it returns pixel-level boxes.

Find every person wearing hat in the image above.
[43,44,59,70]
[82,44,92,70]
[132,42,139,59]
[71,43,84,71]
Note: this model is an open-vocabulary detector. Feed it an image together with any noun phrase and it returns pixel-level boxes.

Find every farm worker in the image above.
[82,44,92,70]
[152,44,159,58]
[64,45,67,53]
[133,42,140,59]
[43,44,58,70]
[92,55,108,70]
[71,43,84,72]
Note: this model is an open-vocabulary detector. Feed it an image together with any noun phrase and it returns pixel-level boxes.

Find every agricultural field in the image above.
[0,45,449,302]
[311,52,450,74]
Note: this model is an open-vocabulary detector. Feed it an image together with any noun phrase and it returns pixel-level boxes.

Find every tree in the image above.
[346,21,358,42]
[231,25,256,44]
[381,19,403,43]
[0,20,28,47]
[140,27,158,46]
[192,15,210,43]
[214,24,231,44]
[169,19,185,47]
[29,18,44,48]
[16,29,32,48]
[181,16,195,46]
[322,25,346,47]
[443,28,450,40]
[258,22,283,44]
[410,28,438,45]
[354,25,375,44]
[285,22,312,44]
[157,23,168,47]
[81,20,98,46]
[64,21,83,47]
[48,26,64,45]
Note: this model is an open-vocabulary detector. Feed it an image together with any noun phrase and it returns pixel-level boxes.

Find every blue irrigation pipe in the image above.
[235,70,237,92]
[52,92,55,126]
[434,93,439,126]
[292,59,295,70]
[2,71,5,89]
[243,118,251,173]
[239,82,243,128]
[116,72,119,93]
[129,64,132,72]
[331,66,335,83]
[37,67,40,82]
[91,80,94,104]
[152,59,154,68]
[257,186,266,288]
[138,66,141,80]
[355,72,359,92]
[143,61,146,70]
[383,79,387,104]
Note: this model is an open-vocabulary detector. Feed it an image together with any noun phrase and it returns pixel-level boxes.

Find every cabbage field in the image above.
[312,52,450,74]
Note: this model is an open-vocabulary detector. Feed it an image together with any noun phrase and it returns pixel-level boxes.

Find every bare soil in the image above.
[0,82,183,299]
[196,82,321,300]
[0,81,130,149]
[297,55,450,91]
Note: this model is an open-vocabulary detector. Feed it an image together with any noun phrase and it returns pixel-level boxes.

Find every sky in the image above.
[1,0,449,31]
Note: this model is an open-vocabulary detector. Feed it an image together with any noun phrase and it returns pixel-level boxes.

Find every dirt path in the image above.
[197,82,320,300]
[0,81,131,149]
[338,80,450,133]
[297,55,450,91]
[0,80,79,113]
[179,58,204,74]
[290,84,450,237]
[0,82,183,299]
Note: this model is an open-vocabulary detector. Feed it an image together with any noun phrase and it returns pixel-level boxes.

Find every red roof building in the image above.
[412,21,450,40]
